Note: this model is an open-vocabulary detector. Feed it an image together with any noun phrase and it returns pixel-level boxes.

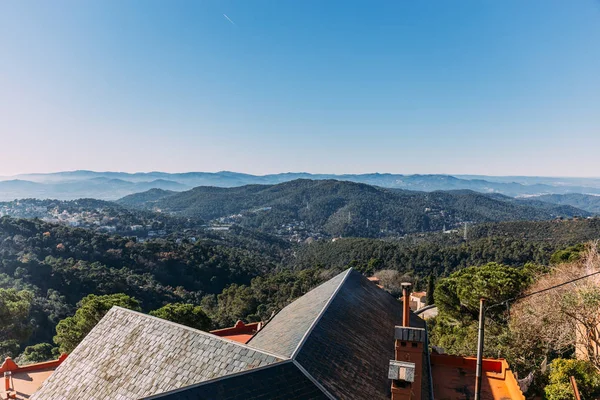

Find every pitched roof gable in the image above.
[31,307,284,400]
[294,270,425,399]
[247,269,426,399]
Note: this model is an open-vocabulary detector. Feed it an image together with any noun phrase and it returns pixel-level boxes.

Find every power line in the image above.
[487,269,600,312]
[473,267,600,383]
[517,270,600,300]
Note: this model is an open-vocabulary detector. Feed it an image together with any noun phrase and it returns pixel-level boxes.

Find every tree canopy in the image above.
[426,275,435,305]
[149,303,211,331]
[434,262,532,321]
[17,343,60,364]
[0,288,34,358]
[429,262,535,376]
[54,293,141,353]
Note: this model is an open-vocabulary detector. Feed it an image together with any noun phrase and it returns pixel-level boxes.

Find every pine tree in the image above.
[426,275,435,305]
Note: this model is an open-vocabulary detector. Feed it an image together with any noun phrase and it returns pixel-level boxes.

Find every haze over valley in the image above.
[2,170,600,201]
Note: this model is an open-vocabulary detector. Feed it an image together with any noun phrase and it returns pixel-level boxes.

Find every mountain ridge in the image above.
[4,170,600,201]
[118,179,591,238]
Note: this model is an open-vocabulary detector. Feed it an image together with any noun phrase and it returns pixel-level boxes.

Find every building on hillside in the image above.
[366,275,426,311]
[368,275,384,288]
[29,269,525,400]
[414,305,439,320]
[410,291,427,311]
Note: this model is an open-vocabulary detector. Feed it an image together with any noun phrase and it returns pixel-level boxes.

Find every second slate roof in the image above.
[293,269,425,399]
[31,307,283,400]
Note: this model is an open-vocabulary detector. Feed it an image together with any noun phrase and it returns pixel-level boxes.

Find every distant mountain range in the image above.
[118,179,591,237]
[0,177,187,201]
[2,170,600,201]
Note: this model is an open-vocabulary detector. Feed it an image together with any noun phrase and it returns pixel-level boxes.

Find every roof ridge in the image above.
[109,306,289,360]
[142,360,295,399]
[290,267,353,359]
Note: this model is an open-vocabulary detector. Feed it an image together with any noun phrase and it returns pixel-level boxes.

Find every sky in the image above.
[1,1,600,177]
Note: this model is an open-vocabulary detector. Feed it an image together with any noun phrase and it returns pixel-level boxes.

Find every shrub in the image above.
[18,343,60,364]
[544,359,600,400]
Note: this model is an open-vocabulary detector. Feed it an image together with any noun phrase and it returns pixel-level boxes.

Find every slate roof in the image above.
[151,268,427,400]
[32,268,429,400]
[292,269,426,400]
[31,307,283,400]
[145,361,330,400]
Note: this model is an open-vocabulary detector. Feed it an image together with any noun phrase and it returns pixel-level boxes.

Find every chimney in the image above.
[389,326,425,400]
[4,371,12,393]
[401,282,411,327]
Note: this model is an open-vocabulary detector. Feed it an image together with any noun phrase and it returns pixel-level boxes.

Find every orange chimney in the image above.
[4,371,12,393]
[401,282,411,327]
[390,326,425,400]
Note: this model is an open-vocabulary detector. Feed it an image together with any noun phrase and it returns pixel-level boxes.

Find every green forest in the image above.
[2,209,600,398]
[119,179,590,237]
[1,213,599,351]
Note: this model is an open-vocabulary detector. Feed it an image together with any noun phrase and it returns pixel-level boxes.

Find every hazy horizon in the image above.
[2,169,600,180]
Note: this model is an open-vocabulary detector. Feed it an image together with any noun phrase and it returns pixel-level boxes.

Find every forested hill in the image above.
[7,171,600,199]
[0,216,288,346]
[292,218,600,277]
[118,179,590,237]
[530,193,600,214]
[117,188,177,207]
[2,212,600,360]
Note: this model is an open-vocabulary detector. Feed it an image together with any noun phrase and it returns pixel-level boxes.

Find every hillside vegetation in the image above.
[292,218,600,275]
[532,193,600,214]
[2,213,600,362]
[0,216,286,348]
[119,179,589,237]
[117,188,177,207]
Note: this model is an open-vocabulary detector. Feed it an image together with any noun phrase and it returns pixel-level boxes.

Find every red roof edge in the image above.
[0,354,67,374]
[430,353,525,400]
[430,353,504,373]
[210,320,262,337]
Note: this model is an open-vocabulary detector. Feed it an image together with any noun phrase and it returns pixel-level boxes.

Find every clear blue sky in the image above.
[1,0,599,176]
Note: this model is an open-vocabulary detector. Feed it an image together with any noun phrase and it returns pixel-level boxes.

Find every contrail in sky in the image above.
[223,14,236,25]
